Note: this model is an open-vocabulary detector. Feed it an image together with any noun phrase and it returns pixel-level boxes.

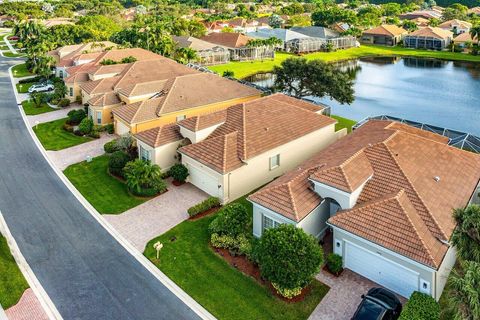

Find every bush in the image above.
[18,76,44,84]
[108,151,130,178]
[187,196,220,217]
[104,123,114,134]
[255,224,323,294]
[66,109,86,125]
[62,123,74,132]
[169,163,189,183]
[326,253,343,274]
[124,159,166,195]
[57,98,70,108]
[272,283,302,299]
[78,118,93,135]
[399,291,439,320]
[89,129,100,138]
[104,140,119,154]
[209,203,251,237]
[211,233,252,257]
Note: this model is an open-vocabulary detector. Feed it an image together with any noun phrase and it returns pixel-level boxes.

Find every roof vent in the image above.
[265,127,269,132]
[434,176,441,182]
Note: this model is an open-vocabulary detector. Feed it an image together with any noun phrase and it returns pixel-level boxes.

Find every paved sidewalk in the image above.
[47,134,117,171]
[309,269,406,320]
[104,180,208,251]
[5,289,49,320]
[27,105,78,126]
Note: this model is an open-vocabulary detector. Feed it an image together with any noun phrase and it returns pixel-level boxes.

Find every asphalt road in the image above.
[0,58,201,319]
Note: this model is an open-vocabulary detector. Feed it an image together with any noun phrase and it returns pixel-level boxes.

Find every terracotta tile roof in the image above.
[80,76,120,94]
[178,94,336,173]
[112,73,259,123]
[93,48,162,65]
[134,123,183,148]
[454,32,477,43]
[88,92,122,106]
[385,122,449,144]
[178,110,227,132]
[200,32,252,48]
[363,25,408,37]
[249,120,480,268]
[408,27,453,39]
[64,72,89,84]
[438,19,472,30]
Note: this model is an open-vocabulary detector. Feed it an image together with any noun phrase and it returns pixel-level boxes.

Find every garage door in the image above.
[345,242,419,298]
[189,166,219,197]
[116,121,130,136]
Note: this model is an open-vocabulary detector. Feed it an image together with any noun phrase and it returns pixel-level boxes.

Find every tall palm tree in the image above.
[447,260,480,320]
[470,25,480,46]
[451,205,480,263]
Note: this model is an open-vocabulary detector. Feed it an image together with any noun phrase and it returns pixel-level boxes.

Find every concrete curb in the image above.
[7,63,216,320]
[4,32,18,54]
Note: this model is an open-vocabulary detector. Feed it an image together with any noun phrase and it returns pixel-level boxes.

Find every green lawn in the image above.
[33,118,93,151]
[209,45,480,79]
[64,155,147,214]
[331,115,357,133]
[4,52,26,58]
[143,196,329,320]
[11,63,33,77]
[0,235,29,309]
[16,82,34,93]
[22,100,55,116]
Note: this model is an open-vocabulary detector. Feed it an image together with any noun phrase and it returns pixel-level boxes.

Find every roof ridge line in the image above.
[155,77,177,116]
[286,183,299,221]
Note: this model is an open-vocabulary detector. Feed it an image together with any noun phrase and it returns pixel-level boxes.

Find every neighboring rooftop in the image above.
[173,36,227,51]
[134,123,183,148]
[246,28,310,42]
[290,26,340,39]
[362,25,408,37]
[179,94,335,174]
[200,32,252,48]
[407,27,453,39]
[438,19,472,30]
[249,120,480,268]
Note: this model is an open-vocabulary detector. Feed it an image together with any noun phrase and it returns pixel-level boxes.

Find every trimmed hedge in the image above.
[108,151,130,178]
[169,163,189,183]
[129,186,162,197]
[57,98,70,108]
[326,253,343,274]
[399,291,440,320]
[104,140,119,153]
[187,196,220,217]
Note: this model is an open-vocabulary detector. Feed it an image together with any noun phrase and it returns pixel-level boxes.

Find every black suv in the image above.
[352,288,403,320]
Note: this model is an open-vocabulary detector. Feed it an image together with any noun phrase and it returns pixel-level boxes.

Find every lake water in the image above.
[245,57,480,136]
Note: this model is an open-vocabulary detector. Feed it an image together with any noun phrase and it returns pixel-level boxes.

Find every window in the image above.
[69,87,73,97]
[96,111,102,125]
[140,145,151,162]
[176,115,186,122]
[262,215,281,232]
[269,154,280,170]
[59,70,64,78]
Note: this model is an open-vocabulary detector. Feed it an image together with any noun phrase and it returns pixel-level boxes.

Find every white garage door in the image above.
[345,241,419,298]
[189,166,219,197]
[116,121,130,136]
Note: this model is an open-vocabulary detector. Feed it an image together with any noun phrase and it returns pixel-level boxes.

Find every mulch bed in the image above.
[212,246,311,302]
[172,180,185,186]
[188,206,220,220]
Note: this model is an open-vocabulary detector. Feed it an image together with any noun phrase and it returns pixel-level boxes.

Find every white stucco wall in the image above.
[311,176,372,210]
[137,140,182,172]
[435,245,456,301]
[252,202,296,237]
[179,123,224,144]
[296,200,330,238]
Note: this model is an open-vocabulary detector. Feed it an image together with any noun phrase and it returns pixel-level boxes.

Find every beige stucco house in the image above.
[249,120,480,300]
[361,25,408,46]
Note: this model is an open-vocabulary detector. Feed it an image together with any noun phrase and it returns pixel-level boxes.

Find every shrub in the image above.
[104,140,119,153]
[209,203,251,237]
[399,291,439,320]
[62,123,74,132]
[108,151,130,178]
[124,159,166,195]
[18,76,44,84]
[272,283,302,299]
[211,233,252,257]
[78,118,93,135]
[104,123,114,134]
[168,163,189,183]
[66,109,86,125]
[57,98,70,108]
[326,253,343,274]
[89,129,100,138]
[255,224,323,294]
[187,196,220,217]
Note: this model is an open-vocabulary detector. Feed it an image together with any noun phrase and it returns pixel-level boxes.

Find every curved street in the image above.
[0,56,201,319]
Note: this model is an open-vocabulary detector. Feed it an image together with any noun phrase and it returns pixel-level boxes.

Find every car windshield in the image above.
[355,299,385,320]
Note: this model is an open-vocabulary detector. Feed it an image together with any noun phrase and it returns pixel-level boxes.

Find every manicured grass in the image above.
[33,118,93,151]
[0,235,29,309]
[143,197,329,320]
[12,63,33,77]
[331,115,357,133]
[4,52,26,58]
[21,100,55,115]
[64,155,147,214]
[16,82,34,93]
[0,45,9,50]
[209,45,480,79]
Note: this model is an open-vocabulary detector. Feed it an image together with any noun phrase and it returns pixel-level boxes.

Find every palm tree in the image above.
[470,25,480,46]
[451,205,480,263]
[447,260,480,320]
[124,159,165,194]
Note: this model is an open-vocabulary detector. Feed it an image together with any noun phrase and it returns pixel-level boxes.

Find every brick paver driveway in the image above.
[104,180,208,251]
[5,289,48,320]
[309,269,406,320]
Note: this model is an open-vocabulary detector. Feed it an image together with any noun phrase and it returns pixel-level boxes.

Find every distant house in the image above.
[468,6,480,16]
[361,25,408,46]
[330,22,350,33]
[438,19,472,35]
[246,28,309,44]
[203,21,229,33]
[290,26,340,39]
[410,17,430,28]
[453,32,478,48]
[173,35,230,65]
[39,18,74,28]
[200,32,274,61]
[400,10,442,20]
[404,27,453,50]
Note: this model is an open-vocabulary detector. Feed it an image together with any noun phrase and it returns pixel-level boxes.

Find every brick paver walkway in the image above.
[309,269,406,320]
[104,180,208,251]
[5,289,49,320]
[47,134,117,171]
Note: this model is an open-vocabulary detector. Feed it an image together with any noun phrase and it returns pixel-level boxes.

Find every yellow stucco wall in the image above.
[89,104,123,125]
[114,94,261,134]
[65,82,84,102]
